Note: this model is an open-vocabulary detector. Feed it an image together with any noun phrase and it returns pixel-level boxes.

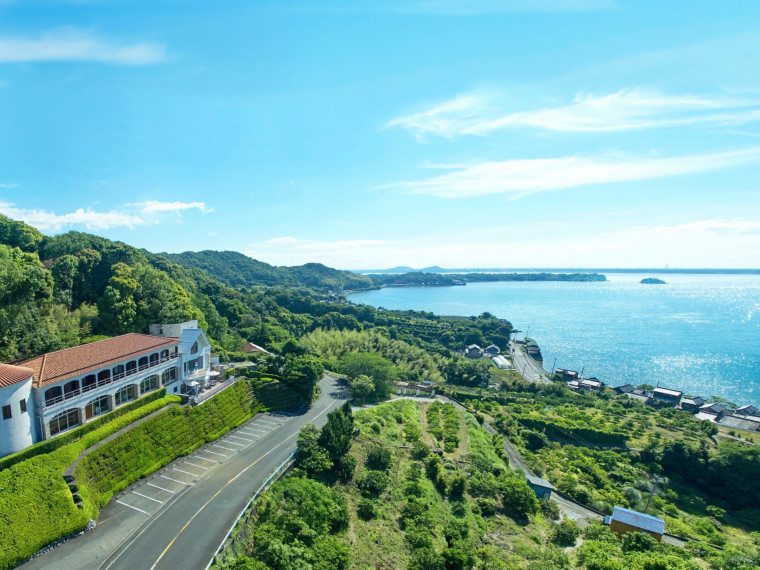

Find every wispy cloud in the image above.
[0,199,211,233]
[0,183,19,188]
[130,200,212,215]
[388,147,760,198]
[0,202,145,232]
[0,29,168,65]
[388,89,760,138]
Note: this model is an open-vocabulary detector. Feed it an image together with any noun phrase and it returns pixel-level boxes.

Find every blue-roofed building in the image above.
[526,475,555,499]
[608,506,665,541]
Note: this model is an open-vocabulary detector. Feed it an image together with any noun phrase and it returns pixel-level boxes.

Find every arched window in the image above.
[114,385,137,406]
[150,353,159,365]
[138,356,149,370]
[160,349,169,361]
[44,386,63,406]
[191,341,198,355]
[97,369,111,386]
[126,361,137,375]
[82,374,97,393]
[140,375,159,394]
[85,395,111,420]
[49,408,80,436]
[63,380,80,399]
[113,364,125,380]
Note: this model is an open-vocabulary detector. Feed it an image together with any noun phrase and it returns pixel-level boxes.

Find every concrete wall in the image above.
[0,376,35,457]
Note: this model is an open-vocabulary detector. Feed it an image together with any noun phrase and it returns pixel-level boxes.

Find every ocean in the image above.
[347,273,760,408]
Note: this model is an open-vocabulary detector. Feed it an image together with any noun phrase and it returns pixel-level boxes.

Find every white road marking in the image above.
[236,428,261,436]
[117,500,149,514]
[192,454,217,463]
[148,482,174,493]
[212,444,238,452]
[133,491,164,504]
[173,467,199,477]
[183,461,208,470]
[227,435,253,443]
[202,448,228,457]
[161,474,188,485]
[220,440,245,447]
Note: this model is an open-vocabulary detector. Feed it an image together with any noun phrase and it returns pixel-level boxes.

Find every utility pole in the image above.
[551,357,557,374]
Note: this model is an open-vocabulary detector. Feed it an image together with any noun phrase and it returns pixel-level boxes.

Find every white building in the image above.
[0,326,212,457]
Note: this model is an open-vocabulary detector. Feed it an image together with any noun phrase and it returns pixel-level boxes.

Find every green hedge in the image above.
[0,388,170,472]
[76,380,262,508]
[0,393,180,570]
[517,417,628,446]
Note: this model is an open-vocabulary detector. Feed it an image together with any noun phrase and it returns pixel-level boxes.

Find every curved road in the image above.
[24,374,349,570]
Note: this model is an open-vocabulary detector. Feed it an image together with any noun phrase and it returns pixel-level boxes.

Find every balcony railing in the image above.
[42,353,180,409]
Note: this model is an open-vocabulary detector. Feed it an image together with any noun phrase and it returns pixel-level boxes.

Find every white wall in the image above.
[0,376,35,457]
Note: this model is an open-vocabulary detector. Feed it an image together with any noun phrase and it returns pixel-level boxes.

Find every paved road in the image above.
[24,374,349,570]
[509,341,551,384]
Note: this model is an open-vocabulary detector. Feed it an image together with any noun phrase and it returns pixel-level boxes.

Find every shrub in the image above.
[336,454,357,482]
[476,498,499,516]
[621,531,658,553]
[448,474,466,497]
[357,498,378,520]
[540,498,560,521]
[356,470,389,497]
[365,445,393,471]
[551,518,580,547]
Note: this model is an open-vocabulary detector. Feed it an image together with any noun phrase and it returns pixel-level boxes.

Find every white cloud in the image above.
[131,200,212,215]
[388,89,760,138]
[267,236,302,244]
[0,183,19,188]
[0,30,168,65]
[390,148,760,198]
[0,202,145,232]
[385,95,485,141]
[0,199,213,233]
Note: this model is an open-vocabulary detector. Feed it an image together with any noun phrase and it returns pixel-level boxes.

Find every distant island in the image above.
[368,271,607,289]
[641,277,667,284]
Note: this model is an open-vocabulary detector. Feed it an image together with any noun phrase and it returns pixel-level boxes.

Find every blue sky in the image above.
[1,0,760,269]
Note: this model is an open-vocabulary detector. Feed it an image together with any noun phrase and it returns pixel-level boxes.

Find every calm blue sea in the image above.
[348,274,760,408]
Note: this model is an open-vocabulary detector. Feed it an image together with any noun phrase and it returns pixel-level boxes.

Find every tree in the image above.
[339,352,396,402]
[296,424,332,477]
[51,255,78,311]
[318,405,354,464]
[350,374,375,403]
[97,262,138,334]
[281,354,324,402]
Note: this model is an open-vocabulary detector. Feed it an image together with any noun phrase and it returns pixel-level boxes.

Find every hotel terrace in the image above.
[0,321,211,457]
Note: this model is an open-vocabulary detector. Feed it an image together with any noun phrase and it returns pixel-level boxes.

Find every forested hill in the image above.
[158,250,372,291]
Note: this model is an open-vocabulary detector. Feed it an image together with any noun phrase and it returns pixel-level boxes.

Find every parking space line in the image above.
[212,444,238,452]
[161,474,188,485]
[237,428,261,435]
[228,435,253,443]
[246,428,268,434]
[221,440,245,447]
[148,482,174,493]
[133,491,164,504]
[202,448,228,457]
[173,467,199,477]
[192,454,217,463]
[117,500,149,514]
[183,461,208,470]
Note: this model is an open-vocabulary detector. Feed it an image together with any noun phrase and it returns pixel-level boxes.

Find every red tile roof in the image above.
[0,364,35,388]
[18,333,179,388]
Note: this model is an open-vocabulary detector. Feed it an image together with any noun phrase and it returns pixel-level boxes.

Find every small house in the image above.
[485,344,501,355]
[680,396,705,413]
[625,390,652,405]
[579,378,604,391]
[735,405,758,416]
[526,475,554,499]
[613,384,634,395]
[652,387,683,407]
[719,414,760,433]
[699,403,731,420]
[607,506,664,542]
[464,344,484,359]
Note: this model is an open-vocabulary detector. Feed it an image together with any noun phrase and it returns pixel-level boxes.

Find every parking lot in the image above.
[109,411,294,519]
